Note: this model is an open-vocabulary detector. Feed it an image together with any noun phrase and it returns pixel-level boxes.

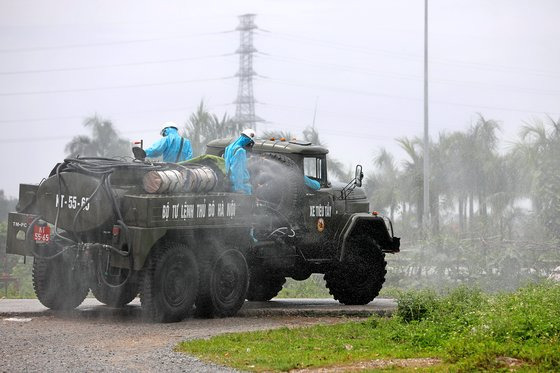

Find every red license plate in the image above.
[33,225,50,242]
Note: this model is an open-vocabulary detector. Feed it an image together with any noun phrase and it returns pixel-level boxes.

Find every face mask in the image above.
[244,141,254,152]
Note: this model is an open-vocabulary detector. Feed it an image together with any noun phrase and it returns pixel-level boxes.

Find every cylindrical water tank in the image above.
[142,166,218,194]
[143,169,185,194]
[184,166,218,193]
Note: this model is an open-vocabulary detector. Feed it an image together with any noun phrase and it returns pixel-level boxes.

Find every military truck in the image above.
[5,138,399,323]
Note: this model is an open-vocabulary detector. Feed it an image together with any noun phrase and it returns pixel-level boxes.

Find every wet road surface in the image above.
[0,298,396,372]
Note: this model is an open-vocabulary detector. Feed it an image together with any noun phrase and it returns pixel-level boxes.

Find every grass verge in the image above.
[177,282,560,372]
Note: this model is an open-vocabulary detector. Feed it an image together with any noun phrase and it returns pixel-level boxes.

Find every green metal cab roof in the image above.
[206,137,329,156]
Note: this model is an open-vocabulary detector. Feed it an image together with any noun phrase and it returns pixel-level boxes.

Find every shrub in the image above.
[395,289,437,322]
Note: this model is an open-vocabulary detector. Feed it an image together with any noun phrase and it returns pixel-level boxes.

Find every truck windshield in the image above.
[304,157,322,181]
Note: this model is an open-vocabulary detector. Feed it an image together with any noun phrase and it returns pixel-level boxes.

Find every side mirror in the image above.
[354,165,363,187]
[132,146,146,160]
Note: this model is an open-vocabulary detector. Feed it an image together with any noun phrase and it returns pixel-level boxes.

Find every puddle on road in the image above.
[4,317,33,323]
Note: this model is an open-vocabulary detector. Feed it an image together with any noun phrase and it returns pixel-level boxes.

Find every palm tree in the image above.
[438,114,501,235]
[397,137,424,229]
[366,148,401,221]
[516,116,560,238]
[65,115,130,158]
[183,101,239,156]
[469,114,501,223]
[485,153,522,239]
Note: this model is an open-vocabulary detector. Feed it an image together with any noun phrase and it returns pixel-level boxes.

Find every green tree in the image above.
[468,115,501,226]
[0,190,17,222]
[184,101,240,156]
[366,148,401,221]
[436,115,502,236]
[516,116,560,239]
[65,115,130,158]
[397,137,424,230]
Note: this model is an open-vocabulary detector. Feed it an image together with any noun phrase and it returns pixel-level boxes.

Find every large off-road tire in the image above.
[195,248,249,318]
[324,236,387,305]
[91,265,139,308]
[91,280,139,308]
[246,267,286,301]
[249,152,303,218]
[32,256,89,310]
[140,242,199,323]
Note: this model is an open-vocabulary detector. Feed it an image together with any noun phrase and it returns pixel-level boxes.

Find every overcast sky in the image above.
[1,0,559,197]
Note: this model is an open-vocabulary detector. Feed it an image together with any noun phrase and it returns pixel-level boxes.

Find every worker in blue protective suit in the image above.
[144,122,193,162]
[224,128,255,194]
[304,175,321,191]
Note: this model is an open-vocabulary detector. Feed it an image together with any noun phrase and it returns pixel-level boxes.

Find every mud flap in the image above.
[6,212,37,256]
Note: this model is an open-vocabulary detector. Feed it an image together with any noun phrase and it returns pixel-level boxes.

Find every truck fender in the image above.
[111,227,167,271]
[337,213,399,262]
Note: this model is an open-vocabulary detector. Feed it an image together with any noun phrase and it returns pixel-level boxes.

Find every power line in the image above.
[258,102,421,128]
[0,103,231,125]
[0,127,161,144]
[0,135,74,144]
[0,53,234,75]
[263,78,560,116]
[1,14,236,30]
[258,31,420,61]
[0,30,231,54]
[0,76,233,97]
[259,30,560,79]
[260,53,419,80]
[261,53,560,97]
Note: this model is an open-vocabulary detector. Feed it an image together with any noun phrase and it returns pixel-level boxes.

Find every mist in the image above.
[1,0,559,299]
[366,115,560,292]
[1,0,560,199]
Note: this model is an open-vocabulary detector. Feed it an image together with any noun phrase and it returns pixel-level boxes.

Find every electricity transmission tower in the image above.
[234,14,262,130]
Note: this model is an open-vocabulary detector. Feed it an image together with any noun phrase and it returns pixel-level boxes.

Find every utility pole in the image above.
[423,0,430,231]
[234,14,262,131]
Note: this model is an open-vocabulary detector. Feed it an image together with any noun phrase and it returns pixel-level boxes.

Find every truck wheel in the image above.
[250,152,303,218]
[324,237,387,305]
[140,243,199,322]
[91,268,139,308]
[246,268,286,301]
[32,256,89,310]
[195,248,249,318]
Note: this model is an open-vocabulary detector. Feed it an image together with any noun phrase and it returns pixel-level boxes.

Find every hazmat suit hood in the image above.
[162,127,179,136]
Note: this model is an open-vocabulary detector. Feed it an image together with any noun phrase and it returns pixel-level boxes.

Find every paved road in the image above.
[0,298,396,372]
[0,297,396,318]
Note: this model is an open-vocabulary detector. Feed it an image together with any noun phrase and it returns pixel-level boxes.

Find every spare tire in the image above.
[249,152,303,218]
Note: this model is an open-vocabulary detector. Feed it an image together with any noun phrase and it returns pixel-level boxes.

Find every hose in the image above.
[255,199,296,231]
[57,157,146,287]
[91,243,134,289]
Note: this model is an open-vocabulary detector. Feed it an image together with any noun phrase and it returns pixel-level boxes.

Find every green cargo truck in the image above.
[5,138,399,322]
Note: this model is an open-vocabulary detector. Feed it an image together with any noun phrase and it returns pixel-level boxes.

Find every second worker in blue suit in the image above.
[145,122,193,163]
[224,129,255,195]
